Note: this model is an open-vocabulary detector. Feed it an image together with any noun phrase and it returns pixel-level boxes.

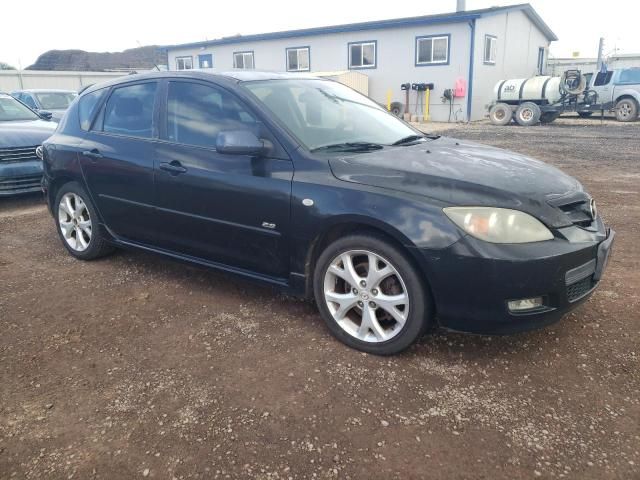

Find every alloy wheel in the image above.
[323,250,409,343]
[58,192,92,252]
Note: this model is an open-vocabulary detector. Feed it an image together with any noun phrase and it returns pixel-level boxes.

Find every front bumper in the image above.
[0,160,43,196]
[417,219,615,334]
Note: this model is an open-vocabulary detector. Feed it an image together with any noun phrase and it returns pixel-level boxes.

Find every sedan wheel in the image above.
[314,234,431,355]
[323,250,409,343]
[58,192,92,252]
[54,182,114,260]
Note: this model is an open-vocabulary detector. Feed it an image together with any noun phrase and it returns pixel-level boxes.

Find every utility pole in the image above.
[596,37,605,71]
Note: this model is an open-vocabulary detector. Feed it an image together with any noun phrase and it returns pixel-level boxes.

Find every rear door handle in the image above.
[82,149,103,160]
[159,161,187,175]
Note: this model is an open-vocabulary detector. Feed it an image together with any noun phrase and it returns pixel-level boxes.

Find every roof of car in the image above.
[80,70,326,96]
[11,89,78,93]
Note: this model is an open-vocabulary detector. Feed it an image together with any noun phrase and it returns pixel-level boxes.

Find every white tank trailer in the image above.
[487,70,611,126]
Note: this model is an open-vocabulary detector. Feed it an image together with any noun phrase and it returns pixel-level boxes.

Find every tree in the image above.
[0,62,17,70]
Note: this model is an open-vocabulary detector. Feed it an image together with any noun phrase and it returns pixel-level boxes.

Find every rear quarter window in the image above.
[618,69,640,85]
[79,88,108,131]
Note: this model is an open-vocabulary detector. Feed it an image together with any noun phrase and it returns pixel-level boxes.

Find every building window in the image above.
[484,35,497,64]
[176,56,193,71]
[286,47,310,72]
[348,41,376,69]
[233,51,255,69]
[537,47,545,74]
[416,35,449,66]
[198,54,213,69]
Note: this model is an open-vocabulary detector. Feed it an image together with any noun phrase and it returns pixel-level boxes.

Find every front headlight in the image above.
[443,207,554,244]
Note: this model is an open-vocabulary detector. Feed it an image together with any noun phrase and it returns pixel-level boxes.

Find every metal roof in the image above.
[162,3,557,51]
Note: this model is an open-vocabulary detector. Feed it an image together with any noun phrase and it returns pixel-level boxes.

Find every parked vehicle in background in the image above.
[0,93,56,195]
[42,71,614,355]
[587,68,640,122]
[487,68,640,125]
[11,89,78,122]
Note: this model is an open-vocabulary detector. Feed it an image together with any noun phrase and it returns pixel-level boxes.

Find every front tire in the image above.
[313,234,431,355]
[54,182,114,260]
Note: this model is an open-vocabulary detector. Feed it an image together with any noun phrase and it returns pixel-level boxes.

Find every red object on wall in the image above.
[453,78,467,97]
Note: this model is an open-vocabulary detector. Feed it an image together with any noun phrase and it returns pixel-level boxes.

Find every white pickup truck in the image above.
[582,68,640,122]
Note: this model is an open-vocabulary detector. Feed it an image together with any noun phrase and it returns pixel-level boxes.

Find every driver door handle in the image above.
[82,149,103,160]
[159,160,187,175]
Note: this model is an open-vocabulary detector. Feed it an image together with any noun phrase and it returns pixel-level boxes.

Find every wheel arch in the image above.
[615,93,640,105]
[302,216,437,316]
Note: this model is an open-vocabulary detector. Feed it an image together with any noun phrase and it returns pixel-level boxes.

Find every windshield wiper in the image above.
[392,134,426,145]
[392,134,441,145]
[310,142,384,153]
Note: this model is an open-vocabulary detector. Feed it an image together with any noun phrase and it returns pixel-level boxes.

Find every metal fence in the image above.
[0,70,130,92]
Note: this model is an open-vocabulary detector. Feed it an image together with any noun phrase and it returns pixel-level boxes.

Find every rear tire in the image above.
[489,103,512,126]
[54,182,114,260]
[313,233,431,355]
[514,102,541,126]
[615,98,639,122]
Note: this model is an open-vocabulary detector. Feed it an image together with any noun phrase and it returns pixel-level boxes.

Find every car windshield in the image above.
[0,94,40,121]
[242,79,423,151]
[35,91,77,110]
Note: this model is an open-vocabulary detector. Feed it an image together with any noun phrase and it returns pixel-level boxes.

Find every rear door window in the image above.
[618,69,640,84]
[79,89,107,131]
[103,82,157,138]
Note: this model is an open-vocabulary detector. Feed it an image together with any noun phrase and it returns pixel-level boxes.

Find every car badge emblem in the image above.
[589,199,597,219]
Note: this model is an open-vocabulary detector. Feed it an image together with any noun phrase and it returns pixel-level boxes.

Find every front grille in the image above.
[565,259,597,302]
[558,200,593,227]
[548,192,595,228]
[0,146,39,164]
[566,276,594,302]
[0,174,42,193]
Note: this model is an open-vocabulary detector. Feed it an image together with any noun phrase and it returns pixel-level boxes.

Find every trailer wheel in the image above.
[577,111,593,118]
[489,103,512,126]
[515,102,541,126]
[390,102,404,118]
[540,111,560,124]
[615,98,639,122]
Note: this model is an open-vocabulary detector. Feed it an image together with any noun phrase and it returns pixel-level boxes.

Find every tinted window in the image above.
[103,82,157,138]
[35,92,77,110]
[167,81,257,148]
[21,94,38,109]
[619,69,640,84]
[79,89,107,131]
[594,71,613,86]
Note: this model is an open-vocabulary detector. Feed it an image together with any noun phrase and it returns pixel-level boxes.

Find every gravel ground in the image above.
[1,117,639,480]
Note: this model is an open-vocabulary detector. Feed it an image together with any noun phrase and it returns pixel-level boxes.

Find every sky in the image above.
[1,0,638,68]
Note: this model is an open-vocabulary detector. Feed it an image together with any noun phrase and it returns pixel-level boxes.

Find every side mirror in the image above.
[216,130,266,156]
[39,110,53,121]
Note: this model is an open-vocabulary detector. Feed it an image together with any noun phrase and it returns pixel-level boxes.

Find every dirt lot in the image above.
[1,117,639,480]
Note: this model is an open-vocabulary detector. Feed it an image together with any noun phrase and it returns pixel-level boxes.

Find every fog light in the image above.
[508,297,544,312]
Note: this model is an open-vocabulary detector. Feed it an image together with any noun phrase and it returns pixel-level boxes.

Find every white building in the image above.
[163,3,557,122]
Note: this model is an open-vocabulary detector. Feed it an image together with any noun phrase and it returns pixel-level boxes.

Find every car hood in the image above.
[48,109,67,121]
[0,119,57,148]
[328,136,584,228]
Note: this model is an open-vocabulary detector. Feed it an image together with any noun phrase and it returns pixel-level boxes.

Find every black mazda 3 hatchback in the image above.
[42,71,614,355]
